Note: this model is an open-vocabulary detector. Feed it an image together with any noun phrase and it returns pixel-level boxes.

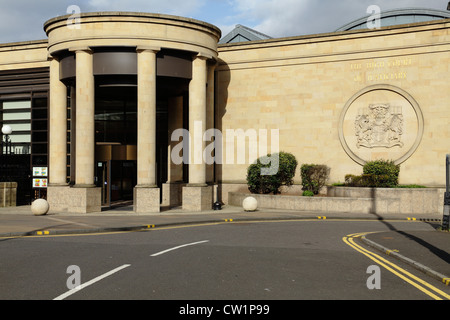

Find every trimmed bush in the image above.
[246,152,298,195]
[302,190,314,197]
[345,160,400,188]
[363,160,400,188]
[300,164,330,195]
[345,174,376,187]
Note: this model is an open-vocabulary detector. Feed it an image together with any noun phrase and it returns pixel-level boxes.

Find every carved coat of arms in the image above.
[355,104,404,148]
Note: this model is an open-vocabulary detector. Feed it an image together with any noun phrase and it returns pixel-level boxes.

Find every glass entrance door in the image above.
[110,160,136,202]
[96,161,110,207]
[96,160,137,207]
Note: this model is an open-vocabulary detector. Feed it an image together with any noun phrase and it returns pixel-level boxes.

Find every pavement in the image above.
[0,204,448,286]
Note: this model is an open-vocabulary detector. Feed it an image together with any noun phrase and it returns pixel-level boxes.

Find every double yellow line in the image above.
[343,232,450,300]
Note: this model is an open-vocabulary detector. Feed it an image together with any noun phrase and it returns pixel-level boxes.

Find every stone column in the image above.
[206,62,218,203]
[48,57,68,186]
[74,48,95,187]
[162,95,185,207]
[205,62,216,184]
[167,95,184,184]
[47,57,70,213]
[182,54,213,211]
[134,47,160,213]
[71,48,100,213]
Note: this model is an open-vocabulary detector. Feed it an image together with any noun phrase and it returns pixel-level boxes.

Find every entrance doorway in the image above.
[92,74,188,208]
[95,82,138,207]
[96,160,137,207]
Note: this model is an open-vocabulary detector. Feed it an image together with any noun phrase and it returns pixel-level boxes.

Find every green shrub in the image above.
[246,152,298,195]
[331,182,345,186]
[363,160,400,188]
[300,164,330,195]
[345,174,361,187]
[302,190,314,197]
[395,184,426,188]
[345,173,382,187]
[345,160,400,188]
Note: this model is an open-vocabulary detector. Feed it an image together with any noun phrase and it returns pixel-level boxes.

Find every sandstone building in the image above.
[0,8,449,213]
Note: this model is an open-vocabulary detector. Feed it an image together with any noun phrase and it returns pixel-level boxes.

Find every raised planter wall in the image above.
[229,187,445,216]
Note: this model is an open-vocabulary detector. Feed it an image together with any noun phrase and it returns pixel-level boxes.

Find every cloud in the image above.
[221,0,371,37]
[221,0,449,38]
[84,0,207,17]
[0,0,447,43]
[0,0,70,42]
[0,0,209,43]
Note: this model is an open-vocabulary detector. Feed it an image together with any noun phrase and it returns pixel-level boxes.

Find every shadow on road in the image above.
[369,187,450,265]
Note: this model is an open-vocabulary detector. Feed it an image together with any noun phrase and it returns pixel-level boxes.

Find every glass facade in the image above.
[336,9,450,32]
[0,94,48,204]
[0,96,48,160]
[1,100,31,155]
[95,85,137,145]
[31,95,48,166]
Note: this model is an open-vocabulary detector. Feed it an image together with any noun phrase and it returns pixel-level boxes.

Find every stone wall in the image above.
[0,182,17,207]
[0,40,49,71]
[217,20,450,188]
[228,187,445,216]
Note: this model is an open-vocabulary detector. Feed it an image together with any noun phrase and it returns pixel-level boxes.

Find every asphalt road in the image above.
[1,219,449,303]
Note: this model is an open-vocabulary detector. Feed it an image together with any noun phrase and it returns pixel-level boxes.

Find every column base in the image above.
[182,185,213,212]
[162,182,186,207]
[47,185,69,213]
[47,185,101,214]
[134,186,160,213]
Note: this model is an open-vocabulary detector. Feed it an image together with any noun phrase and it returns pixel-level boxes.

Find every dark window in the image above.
[95,84,137,145]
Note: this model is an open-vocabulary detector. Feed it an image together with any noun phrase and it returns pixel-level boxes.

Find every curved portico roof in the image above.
[336,8,450,32]
[44,12,222,58]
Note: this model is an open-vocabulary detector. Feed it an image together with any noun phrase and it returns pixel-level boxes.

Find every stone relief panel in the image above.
[355,103,404,149]
[339,85,423,165]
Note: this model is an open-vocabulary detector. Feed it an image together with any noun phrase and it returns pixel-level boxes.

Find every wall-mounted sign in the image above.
[33,167,48,177]
[32,167,48,188]
[33,179,48,188]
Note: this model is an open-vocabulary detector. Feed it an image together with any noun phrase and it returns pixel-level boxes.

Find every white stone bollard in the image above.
[243,196,258,212]
[31,199,49,216]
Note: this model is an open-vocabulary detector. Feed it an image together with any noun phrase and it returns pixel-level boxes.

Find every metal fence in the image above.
[0,154,32,205]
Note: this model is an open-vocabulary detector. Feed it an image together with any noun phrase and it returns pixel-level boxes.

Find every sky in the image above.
[0,0,448,43]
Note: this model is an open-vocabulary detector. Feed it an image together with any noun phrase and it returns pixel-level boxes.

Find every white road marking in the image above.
[53,264,131,300]
[150,240,210,257]
[45,216,94,228]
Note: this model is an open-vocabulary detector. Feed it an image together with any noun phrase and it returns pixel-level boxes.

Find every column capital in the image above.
[47,53,58,62]
[136,46,161,53]
[69,46,93,54]
[195,52,213,61]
